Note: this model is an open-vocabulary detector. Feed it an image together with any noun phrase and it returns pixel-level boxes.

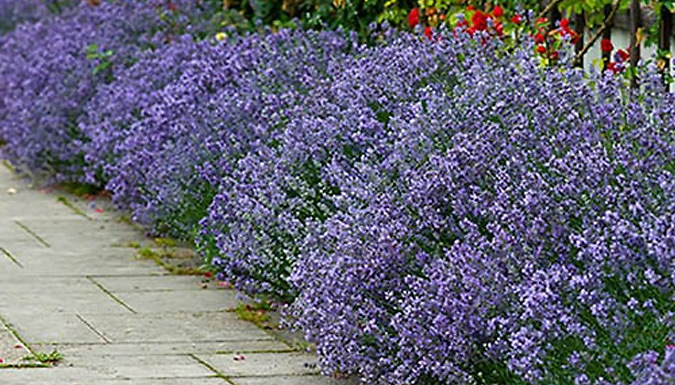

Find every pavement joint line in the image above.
[0,246,23,268]
[256,321,295,350]
[0,314,37,356]
[56,196,92,220]
[86,276,137,314]
[75,313,111,344]
[2,160,14,172]
[14,220,50,248]
[189,353,237,385]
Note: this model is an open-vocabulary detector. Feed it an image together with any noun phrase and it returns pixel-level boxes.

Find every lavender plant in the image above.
[0,0,224,181]
[290,40,675,384]
[0,1,173,179]
[105,28,355,239]
[199,29,463,299]
[0,0,77,35]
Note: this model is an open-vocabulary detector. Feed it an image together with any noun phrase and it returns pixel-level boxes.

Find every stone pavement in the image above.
[0,164,347,385]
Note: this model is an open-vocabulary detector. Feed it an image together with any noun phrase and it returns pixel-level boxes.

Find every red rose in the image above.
[535,17,548,25]
[424,26,432,40]
[511,15,522,24]
[472,10,488,31]
[550,51,559,60]
[492,5,503,18]
[616,49,629,62]
[408,8,420,28]
[534,33,545,44]
[601,38,613,53]
[536,45,547,54]
[560,18,569,29]
[467,5,475,10]
[607,62,619,74]
[495,21,504,35]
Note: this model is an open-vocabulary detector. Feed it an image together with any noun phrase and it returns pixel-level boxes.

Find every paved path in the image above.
[0,165,343,385]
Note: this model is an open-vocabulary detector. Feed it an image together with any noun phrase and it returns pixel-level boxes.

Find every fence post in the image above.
[629,0,642,89]
[550,7,562,26]
[574,12,585,67]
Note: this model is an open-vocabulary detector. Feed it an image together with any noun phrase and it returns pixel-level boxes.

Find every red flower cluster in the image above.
[558,18,579,44]
[616,48,629,61]
[533,17,579,62]
[458,6,505,37]
[601,38,613,53]
[408,7,444,40]
[534,32,545,44]
[424,26,432,40]
[607,48,630,74]
[408,8,420,28]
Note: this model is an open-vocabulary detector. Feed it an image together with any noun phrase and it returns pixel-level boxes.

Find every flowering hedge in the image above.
[0,0,78,35]
[290,40,675,384]
[0,0,223,180]
[1,2,673,384]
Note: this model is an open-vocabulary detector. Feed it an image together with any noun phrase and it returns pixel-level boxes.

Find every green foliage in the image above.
[138,246,205,275]
[231,302,273,327]
[23,350,63,364]
[222,0,416,38]
[86,44,115,82]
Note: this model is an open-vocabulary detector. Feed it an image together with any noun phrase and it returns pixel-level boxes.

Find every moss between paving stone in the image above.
[227,298,311,352]
[2,160,14,172]
[137,246,207,276]
[56,196,91,219]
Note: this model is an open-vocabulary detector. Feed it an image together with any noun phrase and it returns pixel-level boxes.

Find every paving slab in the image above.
[0,290,130,315]
[77,354,214,379]
[0,366,114,384]
[0,223,37,246]
[0,276,100,294]
[81,312,272,343]
[33,340,291,359]
[8,218,147,250]
[2,313,107,344]
[0,198,75,219]
[9,248,164,276]
[198,352,321,377]
[93,275,227,292]
[95,378,228,385]
[112,290,239,313]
